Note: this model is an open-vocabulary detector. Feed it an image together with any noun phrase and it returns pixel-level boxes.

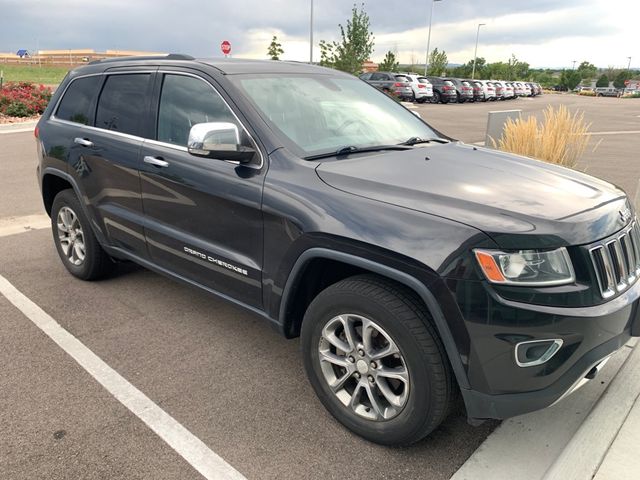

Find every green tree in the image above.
[378,50,399,72]
[427,48,447,76]
[577,61,597,81]
[614,70,630,89]
[596,74,609,87]
[507,54,530,80]
[560,69,581,90]
[318,3,374,75]
[267,36,284,61]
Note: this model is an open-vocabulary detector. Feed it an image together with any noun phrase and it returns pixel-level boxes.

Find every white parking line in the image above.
[0,273,247,480]
[0,214,51,237]
[586,130,640,135]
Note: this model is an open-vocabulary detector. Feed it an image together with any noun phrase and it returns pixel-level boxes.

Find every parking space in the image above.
[1,93,638,479]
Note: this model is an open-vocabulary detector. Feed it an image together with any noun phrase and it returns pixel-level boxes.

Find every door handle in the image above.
[74,137,94,148]
[143,156,170,168]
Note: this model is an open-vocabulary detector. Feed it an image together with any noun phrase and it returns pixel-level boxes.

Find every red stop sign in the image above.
[221,40,231,55]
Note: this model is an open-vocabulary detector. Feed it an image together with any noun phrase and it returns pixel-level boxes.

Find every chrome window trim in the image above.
[156,70,264,170]
[50,70,264,170]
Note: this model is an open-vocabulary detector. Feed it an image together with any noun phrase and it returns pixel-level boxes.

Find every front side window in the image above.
[56,76,101,125]
[157,74,236,147]
[95,74,150,136]
[232,74,440,158]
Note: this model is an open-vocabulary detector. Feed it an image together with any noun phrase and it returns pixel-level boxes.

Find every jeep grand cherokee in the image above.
[36,54,640,445]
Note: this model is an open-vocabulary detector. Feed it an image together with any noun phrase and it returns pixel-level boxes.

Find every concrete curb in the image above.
[0,120,38,134]
[543,342,640,480]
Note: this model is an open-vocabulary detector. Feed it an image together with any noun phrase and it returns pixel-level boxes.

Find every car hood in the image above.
[315,142,631,249]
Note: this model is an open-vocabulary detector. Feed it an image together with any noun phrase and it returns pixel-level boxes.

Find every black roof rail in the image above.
[88,53,194,65]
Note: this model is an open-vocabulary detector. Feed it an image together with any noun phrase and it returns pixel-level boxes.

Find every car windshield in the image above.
[232,74,440,158]
[394,75,410,82]
[417,77,430,84]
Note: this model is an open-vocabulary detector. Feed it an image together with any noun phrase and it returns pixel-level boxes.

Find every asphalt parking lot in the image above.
[1,94,639,480]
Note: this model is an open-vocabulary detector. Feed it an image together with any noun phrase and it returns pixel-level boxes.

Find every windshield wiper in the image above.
[400,136,450,146]
[305,144,412,160]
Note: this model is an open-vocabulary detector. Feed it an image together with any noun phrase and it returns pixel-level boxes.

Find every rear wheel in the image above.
[301,275,453,445]
[51,189,114,280]
[433,91,441,104]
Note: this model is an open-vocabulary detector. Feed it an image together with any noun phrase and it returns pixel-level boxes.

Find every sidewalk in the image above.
[0,119,38,134]
[452,338,640,480]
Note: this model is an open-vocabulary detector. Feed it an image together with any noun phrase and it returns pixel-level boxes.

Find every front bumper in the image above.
[451,277,640,420]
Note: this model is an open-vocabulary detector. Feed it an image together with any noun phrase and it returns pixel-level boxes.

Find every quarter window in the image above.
[157,74,236,147]
[56,76,101,125]
[95,74,150,137]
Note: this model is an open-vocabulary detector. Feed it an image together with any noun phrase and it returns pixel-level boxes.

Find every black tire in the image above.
[433,91,441,104]
[301,275,453,446]
[51,189,114,280]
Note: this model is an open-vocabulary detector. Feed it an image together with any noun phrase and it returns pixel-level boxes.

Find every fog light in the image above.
[515,339,563,367]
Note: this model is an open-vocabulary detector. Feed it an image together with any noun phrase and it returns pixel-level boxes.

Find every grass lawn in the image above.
[0,64,70,85]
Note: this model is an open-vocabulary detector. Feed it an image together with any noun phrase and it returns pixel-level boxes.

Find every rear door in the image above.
[66,70,153,257]
[139,71,264,308]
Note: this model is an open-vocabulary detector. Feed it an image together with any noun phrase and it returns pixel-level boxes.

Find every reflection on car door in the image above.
[139,72,264,308]
[69,71,152,257]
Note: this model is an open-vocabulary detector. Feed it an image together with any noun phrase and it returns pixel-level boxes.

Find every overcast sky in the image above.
[1,0,637,69]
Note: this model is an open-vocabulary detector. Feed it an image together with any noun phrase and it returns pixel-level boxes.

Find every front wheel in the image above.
[301,275,453,445]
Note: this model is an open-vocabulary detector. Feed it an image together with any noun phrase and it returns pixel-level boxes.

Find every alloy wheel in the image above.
[56,206,86,266]
[318,314,410,421]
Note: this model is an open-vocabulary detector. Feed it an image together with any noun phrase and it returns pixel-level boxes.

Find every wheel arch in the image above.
[41,168,109,246]
[279,248,470,390]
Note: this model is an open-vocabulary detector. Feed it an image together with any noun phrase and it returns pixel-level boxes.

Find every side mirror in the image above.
[187,122,256,164]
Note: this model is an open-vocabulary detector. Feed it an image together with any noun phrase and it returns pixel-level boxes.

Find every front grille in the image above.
[589,221,640,298]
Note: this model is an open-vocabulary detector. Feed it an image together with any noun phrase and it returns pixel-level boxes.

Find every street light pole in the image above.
[628,56,632,72]
[309,0,314,64]
[572,60,576,70]
[471,23,485,80]
[424,0,442,76]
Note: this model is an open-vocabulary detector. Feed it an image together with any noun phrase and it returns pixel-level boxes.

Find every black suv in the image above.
[36,55,640,446]
[425,76,458,104]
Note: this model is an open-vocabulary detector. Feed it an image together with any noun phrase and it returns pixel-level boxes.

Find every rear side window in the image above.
[394,75,409,82]
[95,74,150,137]
[55,76,101,125]
[157,74,236,147]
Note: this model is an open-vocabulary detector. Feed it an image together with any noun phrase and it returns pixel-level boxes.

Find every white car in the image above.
[404,74,434,103]
[496,81,515,99]
[513,82,526,96]
[475,80,497,101]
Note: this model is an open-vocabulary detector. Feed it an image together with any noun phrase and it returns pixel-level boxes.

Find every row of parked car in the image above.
[359,71,544,104]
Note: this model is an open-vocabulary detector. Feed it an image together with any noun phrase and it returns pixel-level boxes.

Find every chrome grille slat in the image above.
[589,220,640,298]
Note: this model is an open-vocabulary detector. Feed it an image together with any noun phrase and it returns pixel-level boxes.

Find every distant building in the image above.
[16,49,29,58]
[362,60,378,72]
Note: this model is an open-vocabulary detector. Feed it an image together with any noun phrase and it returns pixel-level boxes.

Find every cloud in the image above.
[0,0,637,68]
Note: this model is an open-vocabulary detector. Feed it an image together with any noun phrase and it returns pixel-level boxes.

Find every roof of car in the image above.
[74,54,348,77]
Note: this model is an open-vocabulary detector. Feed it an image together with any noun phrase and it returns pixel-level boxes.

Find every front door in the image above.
[139,72,264,308]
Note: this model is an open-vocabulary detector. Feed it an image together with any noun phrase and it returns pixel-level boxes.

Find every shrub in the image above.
[493,105,591,169]
[0,82,52,117]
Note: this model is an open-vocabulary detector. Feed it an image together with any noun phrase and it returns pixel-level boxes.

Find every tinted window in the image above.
[370,73,385,81]
[359,73,372,80]
[56,76,101,125]
[95,74,150,136]
[157,74,236,147]
[417,77,430,84]
[395,75,409,82]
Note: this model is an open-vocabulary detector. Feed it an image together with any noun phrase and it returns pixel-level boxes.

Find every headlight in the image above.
[474,247,575,286]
